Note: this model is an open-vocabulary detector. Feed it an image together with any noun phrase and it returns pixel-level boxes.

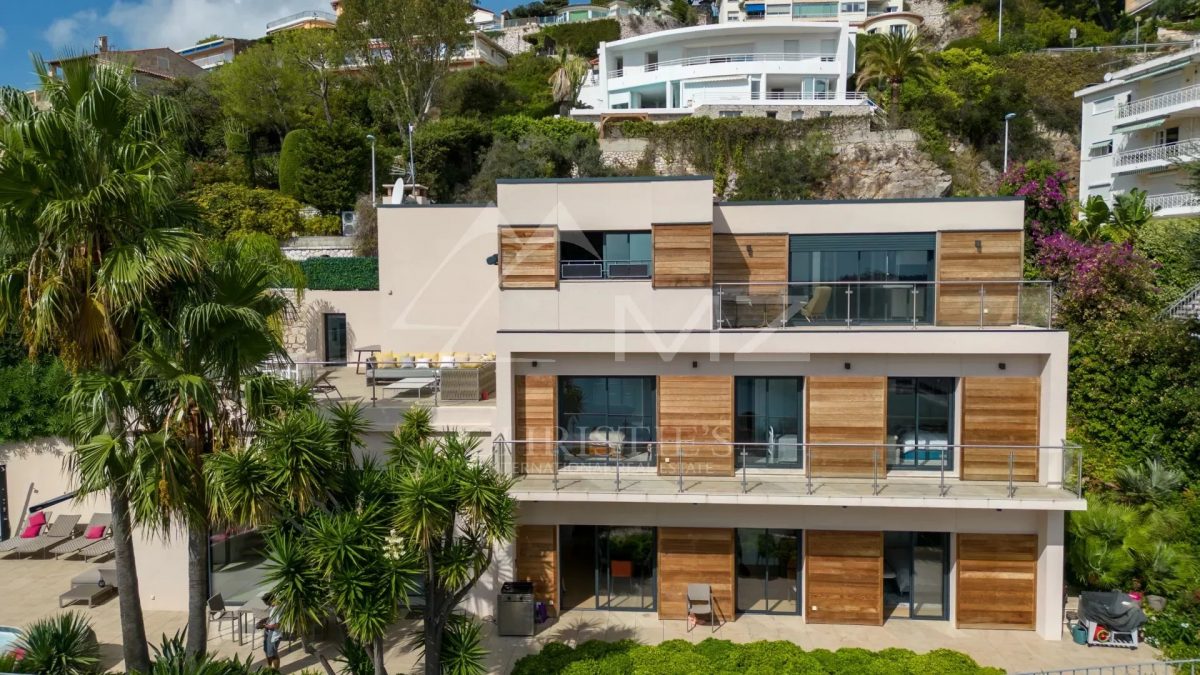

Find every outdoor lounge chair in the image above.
[311,369,342,400]
[687,583,718,633]
[59,567,118,608]
[0,510,51,553]
[49,513,112,559]
[78,535,116,562]
[800,286,832,322]
[5,514,80,558]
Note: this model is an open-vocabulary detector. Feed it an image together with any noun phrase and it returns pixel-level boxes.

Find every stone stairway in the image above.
[1165,281,1200,320]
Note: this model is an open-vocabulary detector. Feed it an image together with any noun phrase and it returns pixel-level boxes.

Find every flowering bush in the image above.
[1036,232,1158,326]
[999,160,1074,241]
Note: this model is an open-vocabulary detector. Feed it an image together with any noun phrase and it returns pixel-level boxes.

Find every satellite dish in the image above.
[393,176,406,204]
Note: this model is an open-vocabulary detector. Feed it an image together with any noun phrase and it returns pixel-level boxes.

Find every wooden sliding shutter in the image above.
[658,527,734,621]
[515,525,559,616]
[652,223,712,288]
[956,533,1037,629]
[499,226,558,289]
[514,375,556,475]
[936,231,1024,326]
[805,376,887,477]
[712,234,788,285]
[805,530,883,625]
[960,377,1040,481]
[657,375,734,477]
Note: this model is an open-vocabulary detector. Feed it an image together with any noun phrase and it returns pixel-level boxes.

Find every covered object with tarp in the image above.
[1078,591,1147,648]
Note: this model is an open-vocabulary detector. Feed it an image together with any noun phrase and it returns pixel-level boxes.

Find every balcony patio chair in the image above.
[49,513,111,559]
[78,535,116,562]
[800,286,832,322]
[0,510,51,553]
[208,593,249,645]
[687,583,718,633]
[5,514,81,559]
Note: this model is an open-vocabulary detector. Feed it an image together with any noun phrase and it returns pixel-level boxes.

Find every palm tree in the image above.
[857,33,933,123]
[0,56,200,674]
[549,50,590,116]
[131,235,298,656]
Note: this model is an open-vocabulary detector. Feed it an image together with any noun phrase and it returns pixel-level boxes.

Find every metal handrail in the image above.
[559,259,652,280]
[1117,83,1200,119]
[266,10,336,30]
[494,439,1081,498]
[1162,279,1200,320]
[1146,190,1200,212]
[1114,139,1200,167]
[688,91,870,105]
[610,51,838,78]
[713,280,1054,330]
[262,357,496,408]
[1017,658,1200,675]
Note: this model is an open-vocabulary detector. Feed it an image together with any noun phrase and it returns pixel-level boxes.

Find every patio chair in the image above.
[0,510,51,553]
[687,583,718,633]
[5,514,81,558]
[49,513,112,559]
[800,286,832,322]
[78,535,116,562]
[208,593,249,645]
[311,369,342,401]
[59,567,118,608]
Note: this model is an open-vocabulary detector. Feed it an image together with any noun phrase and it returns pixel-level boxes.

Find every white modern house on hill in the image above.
[575,21,867,120]
[1075,43,1200,217]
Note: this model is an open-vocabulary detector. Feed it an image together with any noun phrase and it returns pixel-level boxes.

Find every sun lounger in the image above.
[0,511,51,553]
[79,536,116,562]
[59,567,118,608]
[49,513,112,559]
[4,514,80,558]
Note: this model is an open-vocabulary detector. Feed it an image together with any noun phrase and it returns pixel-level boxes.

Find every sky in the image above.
[0,0,517,90]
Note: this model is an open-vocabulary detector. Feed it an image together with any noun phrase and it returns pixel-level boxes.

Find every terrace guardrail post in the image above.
[978,284,986,328]
[678,444,684,493]
[614,444,621,493]
[805,444,814,494]
[939,447,948,497]
[872,446,880,496]
[741,446,747,493]
[911,285,919,328]
[1008,451,1016,498]
[553,445,559,491]
[845,286,854,328]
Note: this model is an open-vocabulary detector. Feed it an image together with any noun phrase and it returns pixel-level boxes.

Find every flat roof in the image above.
[495,175,713,184]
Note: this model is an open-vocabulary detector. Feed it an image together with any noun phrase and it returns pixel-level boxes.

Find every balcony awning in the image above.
[744,2,766,10]
[1113,116,1167,134]
[1125,63,1186,83]
[1089,139,1112,149]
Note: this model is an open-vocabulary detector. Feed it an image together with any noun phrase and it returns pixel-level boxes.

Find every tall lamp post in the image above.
[1003,112,1017,173]
[998,0,1004,41]
[366,133,377,205]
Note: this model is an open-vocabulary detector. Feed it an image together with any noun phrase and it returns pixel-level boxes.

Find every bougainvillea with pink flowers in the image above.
[998,160,1074,244]
[1036,231,1159,326]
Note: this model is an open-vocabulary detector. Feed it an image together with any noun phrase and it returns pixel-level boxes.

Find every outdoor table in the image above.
[353,344,382,374]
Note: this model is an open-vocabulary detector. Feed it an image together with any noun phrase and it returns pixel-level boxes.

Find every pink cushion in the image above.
[85,525,106,540]
[27,512,46,527]
[20,524,41,538]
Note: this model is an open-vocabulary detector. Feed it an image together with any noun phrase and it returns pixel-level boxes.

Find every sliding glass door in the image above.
[736,528,800,614]
[597,526,656,611]
[735,377,804,469]
[883,531,949,620]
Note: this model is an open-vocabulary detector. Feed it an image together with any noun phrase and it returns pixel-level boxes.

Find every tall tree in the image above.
[857,33,933,123]
[0,56,201,674]
[338,0,473,133]
[549,50,589,117]
[212,41,313,139]
[277,29,346,126]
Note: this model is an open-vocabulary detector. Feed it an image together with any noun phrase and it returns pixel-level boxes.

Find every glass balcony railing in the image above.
[713,280,1054,329]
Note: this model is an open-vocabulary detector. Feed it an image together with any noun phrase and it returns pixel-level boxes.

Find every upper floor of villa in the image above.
[716,0,923,33]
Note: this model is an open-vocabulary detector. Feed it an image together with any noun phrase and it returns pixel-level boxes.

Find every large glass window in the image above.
[560,231,651,280]
[884,531,949,620]
[598,526,656,610]
[735,377,803,469]
[886,377,954,471]
[209,528,267,606]
[789,234,936,325]
[558,376,656,466]
[736,529,800,614]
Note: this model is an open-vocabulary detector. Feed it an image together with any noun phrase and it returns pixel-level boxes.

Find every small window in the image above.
[766,4,790,15]
[157,56,171,71]
[1092,96,1115,114]
[720,110,742,118]
[819,110,832,117]
[1156,126,1181,145]
[890,24,907,35]
[727,10,740,20]
[1089,140,1113,157]
[840,2,865,11]
[766,110,778,119]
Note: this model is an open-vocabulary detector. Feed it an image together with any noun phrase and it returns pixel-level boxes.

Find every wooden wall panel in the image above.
[805,530,883,625]
[653,224,713,288]
[515,525,559,616]
[658,527,735,622]
[500,226,558,289]
[713,234,788,284]
[514,375,556,475]
[657,376,734,477]
[806,377,887,477]
[956,533,1037,629]
[936,231,1024,326]
[960,377,1040,482]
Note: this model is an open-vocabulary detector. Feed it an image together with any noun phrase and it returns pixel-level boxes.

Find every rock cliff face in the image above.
[823,134,952,199]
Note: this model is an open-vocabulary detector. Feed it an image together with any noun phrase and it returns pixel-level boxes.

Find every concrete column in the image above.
[1041,333,1070,486]
[598,41,609,109]
[1036,510,1066,640]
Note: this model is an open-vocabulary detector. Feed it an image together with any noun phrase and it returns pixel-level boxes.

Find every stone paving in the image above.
[0,558,1159,674]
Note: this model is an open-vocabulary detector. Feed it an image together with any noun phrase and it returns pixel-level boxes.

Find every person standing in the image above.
[259,592,283,670]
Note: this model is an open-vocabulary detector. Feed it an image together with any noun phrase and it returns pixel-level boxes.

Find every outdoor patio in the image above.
[0,558,1161,674]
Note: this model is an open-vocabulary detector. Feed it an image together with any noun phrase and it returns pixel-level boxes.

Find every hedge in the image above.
[511,639,1006,675]
[531,19,620,58]
[299,257,379,291]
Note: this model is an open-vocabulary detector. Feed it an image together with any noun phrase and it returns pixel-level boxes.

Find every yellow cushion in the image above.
[378,352,397,368]
[453,351,470,363]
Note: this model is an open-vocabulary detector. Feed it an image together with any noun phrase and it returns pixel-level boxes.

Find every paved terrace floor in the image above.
[0,558,1156,674]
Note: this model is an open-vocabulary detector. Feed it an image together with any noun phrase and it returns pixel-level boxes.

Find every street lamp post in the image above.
[998,0,1004,42]
[407,123,416,188]
[366,134,377,205]
[1003,112,1017,173]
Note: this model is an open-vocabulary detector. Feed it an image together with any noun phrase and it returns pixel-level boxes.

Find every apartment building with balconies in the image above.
[717,0,923,34]
[575,22,870,119]
[352,176,1079,639]
[1076,43,1200,217]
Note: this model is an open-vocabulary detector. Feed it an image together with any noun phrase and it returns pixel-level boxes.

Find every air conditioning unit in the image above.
[341,211,357,237]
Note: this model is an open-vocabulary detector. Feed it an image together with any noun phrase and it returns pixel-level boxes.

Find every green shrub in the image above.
[533,19,620,58]
[193,182,309,240]
[300,257,379,290]
[0,329,71,442]
[16,612,99,675]
[492,115,598,145]
[293,121,371,214]
[279,128,312,198]
[408,117,494,201]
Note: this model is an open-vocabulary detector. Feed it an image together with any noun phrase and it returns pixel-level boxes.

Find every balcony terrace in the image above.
[1147,190,1200,215]
[493,439,1084,508]
[609,51,837,80]
[1116,83,1200,120]
[713,280,1054,330]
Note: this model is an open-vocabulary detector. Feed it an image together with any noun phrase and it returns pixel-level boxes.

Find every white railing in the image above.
[1114,139,1200,167]
[1117,83,1200,119]
[687,91,869,105]
[1146,190,1200,211]
[266,10,335,30]
[610,51,837,78]
[1163,280,1200,320]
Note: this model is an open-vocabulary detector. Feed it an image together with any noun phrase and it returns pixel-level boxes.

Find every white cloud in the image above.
[46,0,320,53]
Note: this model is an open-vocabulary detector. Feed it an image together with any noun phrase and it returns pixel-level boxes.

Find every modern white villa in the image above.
[1075,43,1200,217]
[575,21,868,120]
